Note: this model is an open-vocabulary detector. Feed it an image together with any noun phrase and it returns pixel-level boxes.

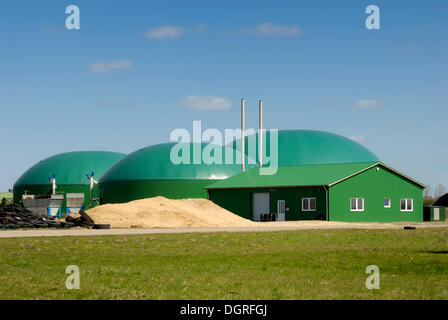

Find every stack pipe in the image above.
[259,99,263,168]
[241,98,245,172]
[48,175,56,195]
[86,172,98,207]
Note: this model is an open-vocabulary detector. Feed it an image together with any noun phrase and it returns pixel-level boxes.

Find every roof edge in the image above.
[328,162,426,188]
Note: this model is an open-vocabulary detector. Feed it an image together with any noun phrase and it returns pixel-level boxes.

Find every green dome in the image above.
[14,151,126,187]
[100,143,245,182]
[228,130,380,167]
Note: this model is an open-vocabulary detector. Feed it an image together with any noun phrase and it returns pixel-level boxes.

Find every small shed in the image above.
[206,162,425,222]
[423,206,446,221]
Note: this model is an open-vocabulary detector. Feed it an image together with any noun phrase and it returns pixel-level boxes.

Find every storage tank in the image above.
[98,143,249,203]
[13,151,125,213]
[227,129,380,167]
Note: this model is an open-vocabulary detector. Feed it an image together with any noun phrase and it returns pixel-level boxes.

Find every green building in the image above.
[206,162,425,222]
[13,151,125,212]
[423,206,446,221]
[99,130,380,204]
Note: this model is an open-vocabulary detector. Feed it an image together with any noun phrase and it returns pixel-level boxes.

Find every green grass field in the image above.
[1,228,448,299]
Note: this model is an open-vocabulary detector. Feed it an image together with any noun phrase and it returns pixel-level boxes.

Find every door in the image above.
[252,193,270,221]
[277,200,286,221]
[434,208,440,221]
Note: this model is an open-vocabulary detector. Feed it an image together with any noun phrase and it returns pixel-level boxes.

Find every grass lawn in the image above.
[1,228,448,299]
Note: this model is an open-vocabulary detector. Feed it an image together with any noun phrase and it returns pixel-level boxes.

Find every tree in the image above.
[434,184,446,199]
[423,186,432,198]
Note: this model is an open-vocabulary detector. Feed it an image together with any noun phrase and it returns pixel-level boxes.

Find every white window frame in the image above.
[350,198,364,212]
[302,197,316,212]
[400,198,413,212]
[384,198,391,208]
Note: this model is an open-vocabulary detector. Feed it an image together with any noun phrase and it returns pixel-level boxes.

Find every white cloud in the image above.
[144,24,207,39]
[349,135,366,144]
[354,99,382,109]
[145,26,185,39]
[195,24,208,33]
[89,60,132,73]
[42,26,62,34]
[179,95,232,111]
[242,23,302,37]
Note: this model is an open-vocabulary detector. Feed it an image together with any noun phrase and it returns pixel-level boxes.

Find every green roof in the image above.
[14,151,126,186]
[205,162,426,190]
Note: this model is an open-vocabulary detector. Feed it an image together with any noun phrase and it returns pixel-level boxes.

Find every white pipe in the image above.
[259,99,263,168]
[50,178,56,195]
[89,177,98,190]
[241,98,245,172]
[89,177,98,208]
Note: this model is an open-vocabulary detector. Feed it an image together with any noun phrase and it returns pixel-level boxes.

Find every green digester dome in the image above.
[14,151,126,187]
[228,130,380,167]
[13,151,126,210]
[99,143,246,203]
[100,143,244,182]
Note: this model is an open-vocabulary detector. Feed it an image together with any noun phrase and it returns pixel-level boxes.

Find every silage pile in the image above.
[86,196,255,229]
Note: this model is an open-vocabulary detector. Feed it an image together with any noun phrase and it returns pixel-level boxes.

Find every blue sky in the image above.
[1,1,447,194]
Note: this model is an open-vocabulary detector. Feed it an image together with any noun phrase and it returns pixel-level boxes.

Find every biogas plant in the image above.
[10,100,445,223]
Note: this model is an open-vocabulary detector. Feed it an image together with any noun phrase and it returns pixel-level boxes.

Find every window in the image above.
[384,198,391,208]
[400,198,413,212]
[350,198,364,211]
[302,198,316,211]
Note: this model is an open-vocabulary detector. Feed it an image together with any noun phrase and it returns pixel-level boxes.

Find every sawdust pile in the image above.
[86,196,255,228]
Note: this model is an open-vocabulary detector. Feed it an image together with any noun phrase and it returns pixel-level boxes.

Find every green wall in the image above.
[208,188,252,220]
[329,165,423,222]
[209,164,424,222]
[13,184,98,213]
[269,187,326,220]
[98,179,215,204]
[208,186,326,221]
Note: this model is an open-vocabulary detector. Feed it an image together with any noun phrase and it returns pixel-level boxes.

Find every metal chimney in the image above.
[241,98,245,172]
[259,99,263,168]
